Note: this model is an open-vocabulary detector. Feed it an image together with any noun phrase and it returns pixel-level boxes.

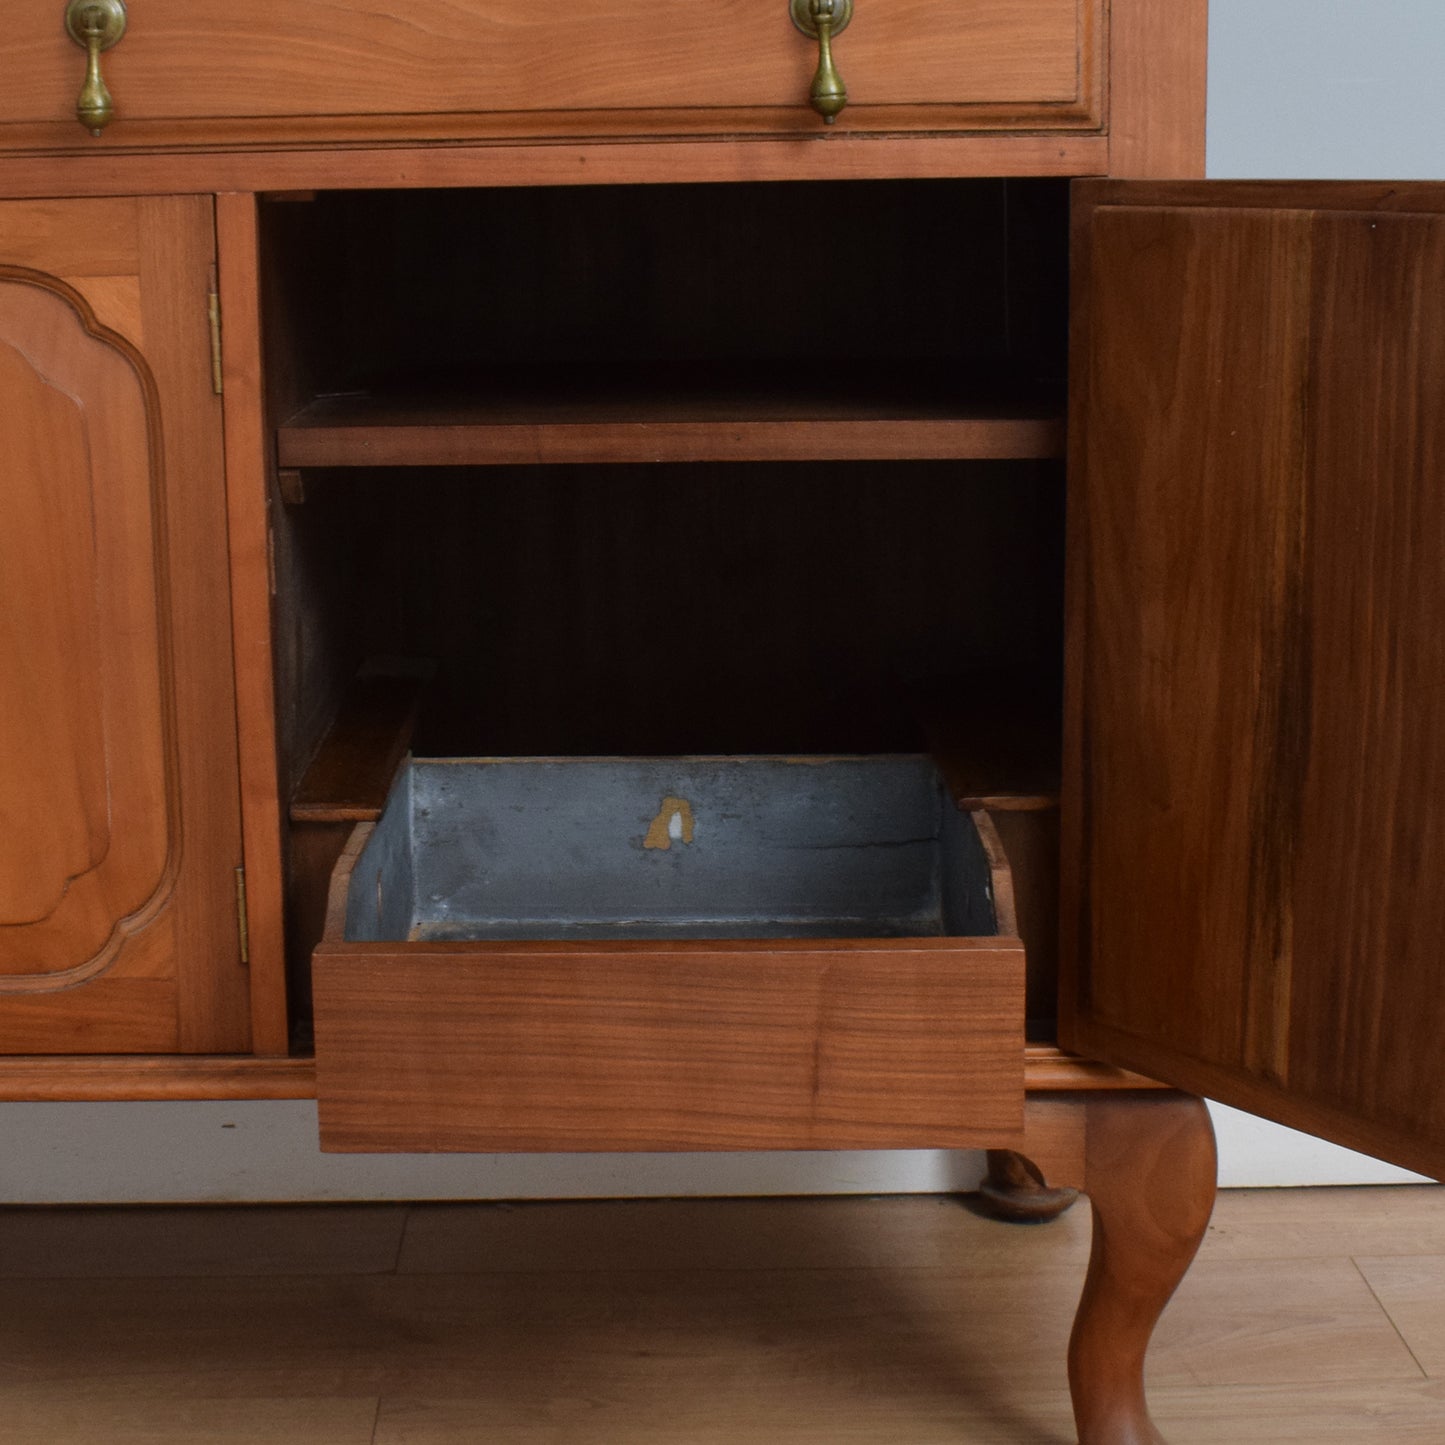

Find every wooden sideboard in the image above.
[0,0,1203,1083]
[6,1,1444,1438]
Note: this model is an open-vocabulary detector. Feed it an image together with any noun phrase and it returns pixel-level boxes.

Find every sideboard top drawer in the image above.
[5,0,1101,150]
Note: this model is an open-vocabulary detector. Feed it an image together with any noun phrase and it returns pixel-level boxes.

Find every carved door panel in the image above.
[0,196,249,1052]
[1064,182,1445,1180]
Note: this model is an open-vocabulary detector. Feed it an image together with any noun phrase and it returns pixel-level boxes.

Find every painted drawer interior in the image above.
[313,755,1025,1152]
[346,756,1003,943]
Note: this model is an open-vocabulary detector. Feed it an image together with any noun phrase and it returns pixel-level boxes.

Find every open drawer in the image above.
[312,756,1025,1152]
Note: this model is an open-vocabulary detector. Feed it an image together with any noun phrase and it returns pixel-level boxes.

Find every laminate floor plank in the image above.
[1145,1380,1445,1443]
[0,1394,381,1445]
[0,1266,1071,1390]
[1354,1255,1445,1377]
[1,1190,1443,1444]
[372,1381,1445,1445]
[1150,1255,1423,1386]
[395,1196,1094,1275]
[0,1258,1416,1389]
[370,1391,1081,1445]
[1198,1186,1445,1261]
[0,1203,407,1277]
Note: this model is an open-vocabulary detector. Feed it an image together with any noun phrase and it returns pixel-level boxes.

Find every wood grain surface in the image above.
[315,924,1024,1152]
[0,0,1097,149]
[1065,182,1445,1181]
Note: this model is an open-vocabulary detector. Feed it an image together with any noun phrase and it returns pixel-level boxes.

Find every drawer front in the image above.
[313,940,1024,1152]
[6,0,1101,149]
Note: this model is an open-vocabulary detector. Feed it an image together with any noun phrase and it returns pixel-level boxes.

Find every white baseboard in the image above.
[0,1098,1428,1204]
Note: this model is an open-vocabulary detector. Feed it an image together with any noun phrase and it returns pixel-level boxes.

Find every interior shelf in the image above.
[275,364,1065,470]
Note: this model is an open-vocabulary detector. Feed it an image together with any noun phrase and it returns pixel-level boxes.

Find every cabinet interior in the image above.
[261,177,1070,1041]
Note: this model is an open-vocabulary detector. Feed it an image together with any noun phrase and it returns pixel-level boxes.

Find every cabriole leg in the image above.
[1069,1092,1217,1445]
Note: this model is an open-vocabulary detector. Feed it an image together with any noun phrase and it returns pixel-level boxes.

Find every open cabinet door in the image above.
[1063,181,1445,1181]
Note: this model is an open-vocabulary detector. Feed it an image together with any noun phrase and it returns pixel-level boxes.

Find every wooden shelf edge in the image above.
[1025,1043,1166,1092]
[277,417,1066,470]
[0,1055,318,1102]
[276,362,1067,471]
[290,804,396,824]
[962,791,1061,813]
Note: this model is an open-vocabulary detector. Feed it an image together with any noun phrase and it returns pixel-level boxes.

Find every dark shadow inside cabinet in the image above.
[261,177,1070,1050]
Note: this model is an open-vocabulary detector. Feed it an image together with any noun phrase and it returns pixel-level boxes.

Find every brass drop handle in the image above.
[790,0,853,124]
[65,0,127,137]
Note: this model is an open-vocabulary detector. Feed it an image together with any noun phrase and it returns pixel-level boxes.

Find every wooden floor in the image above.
[2,1187,1444,1442]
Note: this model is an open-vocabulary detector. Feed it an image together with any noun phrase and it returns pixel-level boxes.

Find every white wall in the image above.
[1208,0,1445,179]
[2,2,1439,1204]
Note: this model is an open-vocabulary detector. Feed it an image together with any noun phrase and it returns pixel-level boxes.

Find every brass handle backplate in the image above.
[790,0,853,124]
[65,0,127,137]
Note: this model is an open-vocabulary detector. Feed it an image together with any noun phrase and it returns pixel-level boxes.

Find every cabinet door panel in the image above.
[0,284,170,976]
[0,197,249,1054]
[1065,182,1445,1180]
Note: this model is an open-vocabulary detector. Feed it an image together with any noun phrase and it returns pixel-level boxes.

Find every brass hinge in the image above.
[235,865,250,966]
[207,273,224,396]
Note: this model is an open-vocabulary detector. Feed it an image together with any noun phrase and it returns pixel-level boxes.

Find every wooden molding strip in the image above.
[215,191,291,1058]
[0,1047,1153,1105]
[1024,1043,1165,1092]
[0,1055,317,1102]
[0,135,1110,200]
